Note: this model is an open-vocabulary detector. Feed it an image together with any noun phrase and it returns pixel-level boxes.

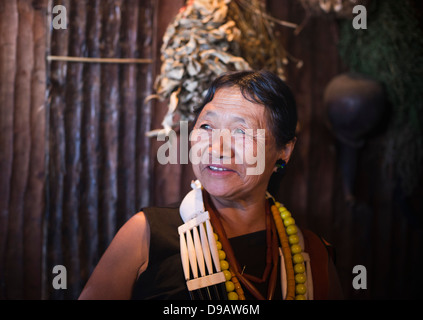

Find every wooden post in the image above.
[23,0,48,300]
[0,0,19,300]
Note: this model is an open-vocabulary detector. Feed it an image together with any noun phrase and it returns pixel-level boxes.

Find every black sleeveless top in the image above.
[131,205,281,300]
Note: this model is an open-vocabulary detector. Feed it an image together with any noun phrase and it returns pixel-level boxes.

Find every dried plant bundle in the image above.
[148,0,297,136]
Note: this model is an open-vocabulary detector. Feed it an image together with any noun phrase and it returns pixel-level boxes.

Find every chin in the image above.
[204,184,234,199]
[198,177,232,197]
[195,174,244,202]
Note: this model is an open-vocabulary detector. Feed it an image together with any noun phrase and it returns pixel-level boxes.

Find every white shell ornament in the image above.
[179,180,205,222]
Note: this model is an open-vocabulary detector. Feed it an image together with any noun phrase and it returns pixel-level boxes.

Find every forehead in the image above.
[200,87,266,124]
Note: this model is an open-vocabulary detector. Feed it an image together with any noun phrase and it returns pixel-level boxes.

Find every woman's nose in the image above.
[209,129,233,160]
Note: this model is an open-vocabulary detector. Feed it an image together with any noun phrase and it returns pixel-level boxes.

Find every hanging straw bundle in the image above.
[148,0,297,136]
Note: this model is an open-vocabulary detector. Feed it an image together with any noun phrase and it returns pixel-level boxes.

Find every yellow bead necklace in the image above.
[211,197,307,300]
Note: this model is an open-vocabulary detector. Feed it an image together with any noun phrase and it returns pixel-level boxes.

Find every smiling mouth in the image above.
[205,165,238,175]
[208,165,230,171]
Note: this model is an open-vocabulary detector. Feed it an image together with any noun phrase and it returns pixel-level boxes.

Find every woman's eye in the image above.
[234,128,245,134]
[199,124,212,130]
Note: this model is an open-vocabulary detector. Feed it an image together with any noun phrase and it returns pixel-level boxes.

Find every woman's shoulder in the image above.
[141,203,183,231]
[78,211,150,299]
[141,203,181,216]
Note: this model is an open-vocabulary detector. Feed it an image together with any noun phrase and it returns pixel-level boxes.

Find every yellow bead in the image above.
[294,263,305,274]
[220,260,229,270]
[281,210,291,220]
[225,281,235,292]
[296,284,307,295]
[223,270,232,281]
[275,202,281,208]
[227,291,239,300]
[216,241,222,250]
[218,250,226,260]
[284,217,295,227]
[295,295,306,300]
[286,225,298,236]
[288,234,300,245]
[278,206,286,213]
[295,273,306,284]
[293,253,304,264]
[291,244,302,254]
[214,233,219,241]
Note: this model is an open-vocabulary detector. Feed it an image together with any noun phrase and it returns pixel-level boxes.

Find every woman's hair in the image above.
[194,70,298,148]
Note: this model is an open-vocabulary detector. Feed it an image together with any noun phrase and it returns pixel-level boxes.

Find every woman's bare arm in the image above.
[78,211,150,300]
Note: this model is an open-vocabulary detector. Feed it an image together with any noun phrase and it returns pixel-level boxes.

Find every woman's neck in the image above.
[208,193,267,238]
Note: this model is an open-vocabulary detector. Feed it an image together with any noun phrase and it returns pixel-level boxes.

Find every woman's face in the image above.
[191,87,292,201]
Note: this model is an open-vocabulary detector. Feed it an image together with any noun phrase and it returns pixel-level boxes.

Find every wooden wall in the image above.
[0,0,422,300]
[46,0,158,299]
[0,0,159,300]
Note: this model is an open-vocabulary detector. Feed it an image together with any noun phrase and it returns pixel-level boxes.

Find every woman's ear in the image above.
[272,137,297,173]
[279,137,297,164]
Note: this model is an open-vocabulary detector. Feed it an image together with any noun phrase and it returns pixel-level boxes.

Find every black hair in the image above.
[194,70,298,149]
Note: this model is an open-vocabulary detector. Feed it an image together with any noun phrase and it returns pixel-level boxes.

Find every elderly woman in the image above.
[79,70,342,300]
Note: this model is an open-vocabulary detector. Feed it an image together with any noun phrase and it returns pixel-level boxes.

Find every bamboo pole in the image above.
[47,55,152,64]
[62,0,86,299]
[98,0,122,252]
[136,0,158,209]
[117,0,139,226]
[0,0,18,300]
[47,0,70,300]
[6,0,34,300]
[23,0,48,300]
[79,0,101,290]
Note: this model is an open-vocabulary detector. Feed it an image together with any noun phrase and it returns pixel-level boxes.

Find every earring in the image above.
[276,159,286,172]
